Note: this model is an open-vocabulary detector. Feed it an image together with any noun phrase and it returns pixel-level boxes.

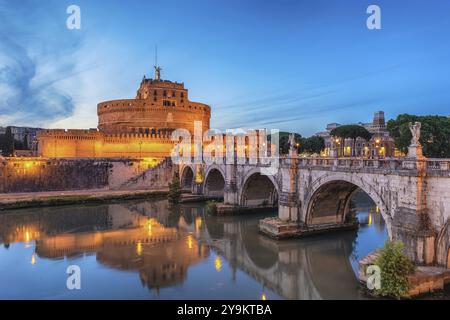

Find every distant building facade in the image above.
[0,126,40,147]
[10,126,41,150]
[315,111,398,158]
[38,68,211,159]
[0,126,41,156]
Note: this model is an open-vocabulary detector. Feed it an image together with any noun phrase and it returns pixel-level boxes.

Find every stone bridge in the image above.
[179,156,450,268]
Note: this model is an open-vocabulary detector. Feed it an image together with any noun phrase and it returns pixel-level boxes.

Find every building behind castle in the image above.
[37,69,210,159]
[315,111,399,158]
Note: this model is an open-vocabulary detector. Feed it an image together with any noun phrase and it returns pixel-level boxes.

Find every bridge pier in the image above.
[223,163,239,205]
[279,192,300,222]
[192,182,203,195]
[278,157,300,221]
[391,156,437,265]
[391,207,437,265]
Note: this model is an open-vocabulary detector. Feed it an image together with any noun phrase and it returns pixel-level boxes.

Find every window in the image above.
[172,91,176,97]
[163,90,167,97]
[163,100,175,107]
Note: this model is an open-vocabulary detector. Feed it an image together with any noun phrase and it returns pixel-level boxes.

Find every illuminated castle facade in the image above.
[38,67,211,159]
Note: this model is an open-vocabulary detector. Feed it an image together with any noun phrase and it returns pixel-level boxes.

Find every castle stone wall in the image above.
[37,130,176,159]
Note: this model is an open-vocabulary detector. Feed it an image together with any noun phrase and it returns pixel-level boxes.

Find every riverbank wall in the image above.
[0,189,168,211]
[0,157,175,194]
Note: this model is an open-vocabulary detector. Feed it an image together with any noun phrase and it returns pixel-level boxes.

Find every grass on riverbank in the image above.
[0,191,168,211]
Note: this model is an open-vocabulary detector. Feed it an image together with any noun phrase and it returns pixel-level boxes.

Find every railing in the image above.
[294,156,450,172]
[177,155,450,173]
[426,159,450,171]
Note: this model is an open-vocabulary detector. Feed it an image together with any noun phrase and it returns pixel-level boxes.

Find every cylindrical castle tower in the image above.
[97,77,210,135]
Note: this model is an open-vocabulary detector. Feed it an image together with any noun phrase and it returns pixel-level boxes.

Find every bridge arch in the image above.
[203,166,226,198]
[239,169,279,207]
[303,173,392,237]
[180,165,195,191]
[436,220,450,268]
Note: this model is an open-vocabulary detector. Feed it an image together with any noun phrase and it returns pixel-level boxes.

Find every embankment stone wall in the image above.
[0,158,172,193]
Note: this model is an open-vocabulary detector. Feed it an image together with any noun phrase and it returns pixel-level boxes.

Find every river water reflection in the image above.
[0,197,426,300]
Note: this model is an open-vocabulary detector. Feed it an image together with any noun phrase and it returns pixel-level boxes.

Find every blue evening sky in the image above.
[0,0,449,136]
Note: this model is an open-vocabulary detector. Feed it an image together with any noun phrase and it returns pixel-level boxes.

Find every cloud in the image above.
[0,1,82,127]
[211,63,402,132]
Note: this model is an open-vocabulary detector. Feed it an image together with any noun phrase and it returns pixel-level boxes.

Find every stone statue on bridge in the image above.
[408,121,423,158]
[409,121,422,147]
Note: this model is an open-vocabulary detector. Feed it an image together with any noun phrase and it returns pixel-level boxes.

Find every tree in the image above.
[330,125,372,157]
[168,175,182,205]
[374,240,415,299]
[299,136,325,155]
[387,114,450,158]
[2,127,14,156]
[206,200,218,215]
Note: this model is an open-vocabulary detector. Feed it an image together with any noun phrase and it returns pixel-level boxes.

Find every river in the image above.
[0,195,447,299]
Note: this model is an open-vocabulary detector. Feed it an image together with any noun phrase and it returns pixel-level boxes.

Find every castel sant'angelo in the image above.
[38,66,211,159]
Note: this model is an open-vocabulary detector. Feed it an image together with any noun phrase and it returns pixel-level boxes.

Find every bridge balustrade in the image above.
[427,160,450,171]
[183,154,450,174]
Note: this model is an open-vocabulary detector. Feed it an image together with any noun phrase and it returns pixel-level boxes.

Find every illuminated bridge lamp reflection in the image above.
[368,213,373,226]
[214,256,222,272]
[31,253,36,265]
[136,241,143,256]
[195,217,202,233]
[261,293,267,300]
[187,235,193,250]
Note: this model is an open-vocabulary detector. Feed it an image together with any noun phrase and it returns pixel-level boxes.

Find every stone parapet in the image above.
[293,157,450,176]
